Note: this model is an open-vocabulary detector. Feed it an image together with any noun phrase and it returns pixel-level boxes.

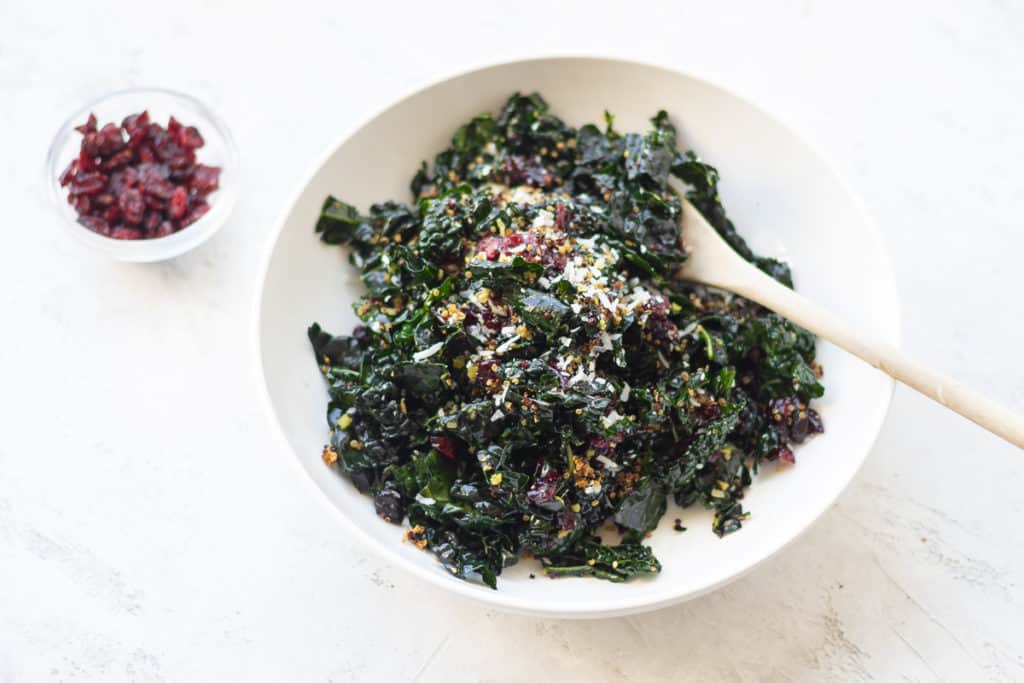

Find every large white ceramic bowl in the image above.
[255,57,899,618]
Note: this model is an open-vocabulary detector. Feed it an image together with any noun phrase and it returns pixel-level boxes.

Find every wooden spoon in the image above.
[675,196,1024,448]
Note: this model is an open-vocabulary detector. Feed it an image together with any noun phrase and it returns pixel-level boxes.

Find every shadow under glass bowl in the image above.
[46,87,239,262]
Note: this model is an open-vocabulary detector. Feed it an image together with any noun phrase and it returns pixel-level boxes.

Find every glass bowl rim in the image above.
[45,86,240,262]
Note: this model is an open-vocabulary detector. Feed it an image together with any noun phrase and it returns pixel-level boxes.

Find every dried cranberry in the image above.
[81,132,101,157]
[118,189,145,225]
[127,127,147,149]
[503,155,553,188]
[167,186,188,220]
[108,171,130,197]
[430,436,457,460]
[474,236,502,261]
[474,360,500,389]
[591,432,624,456]
[147,123,167,144]
[556,510,578,531]
[153,221,176,238]
[143,211,161,234]
[155,140,183,163]
[768,397,824,445]
[476,302,506,331]
[59,160,78,186]
[167,151,195,170]
[188,165,220,195]
[182,200,209,226]
[74,113,97,135]
[699,402,721,420]
[72,196,91,214]
[135,162,168,184]
[789,414,810,443]
[144,178,176,200]
[645,314,677,344]
[110,226,143,240]
[61,111,220,240]
[554,203,571,232]
[526,468,560,505]
[96,123,125,155]
[178,126,204,149]
[122,111,149,132]
[144,195,165,211]
[100,148,134,172]
[168,166,193,182]
[807,409,824,435]
[78,215,109,234]
[77,149,98,172]
[69,172,107,195]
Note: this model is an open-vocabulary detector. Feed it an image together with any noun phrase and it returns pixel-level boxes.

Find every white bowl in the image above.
[255,57,899,618]
[46,87,238,262]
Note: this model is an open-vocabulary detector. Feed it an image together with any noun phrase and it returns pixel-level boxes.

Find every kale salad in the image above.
[309,94,824,588]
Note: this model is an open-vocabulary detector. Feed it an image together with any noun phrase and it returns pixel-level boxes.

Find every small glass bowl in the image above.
[46,87,239,262]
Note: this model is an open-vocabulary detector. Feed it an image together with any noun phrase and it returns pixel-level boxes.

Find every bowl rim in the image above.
[45,86,239,262]
[252,54,900,618]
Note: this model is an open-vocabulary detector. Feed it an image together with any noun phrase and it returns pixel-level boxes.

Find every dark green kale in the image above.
[309,94,825,589]
[542,539,662,581]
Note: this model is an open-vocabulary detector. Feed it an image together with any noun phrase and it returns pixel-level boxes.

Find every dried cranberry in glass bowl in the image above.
[47,88,237,263]
[58,111,221,240]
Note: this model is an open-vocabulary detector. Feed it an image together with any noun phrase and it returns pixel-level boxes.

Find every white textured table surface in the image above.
[2,2,1022,681]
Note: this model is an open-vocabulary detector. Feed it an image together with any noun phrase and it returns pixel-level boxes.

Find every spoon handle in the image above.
[723,261,1024,448]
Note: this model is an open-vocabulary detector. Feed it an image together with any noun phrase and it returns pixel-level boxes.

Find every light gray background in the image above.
[1,1,1021,681]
